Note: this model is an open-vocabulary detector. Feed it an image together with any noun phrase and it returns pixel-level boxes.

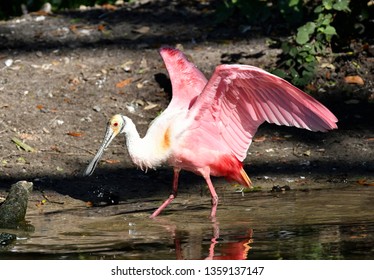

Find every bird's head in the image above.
[83,114,127,176]
[108,114,126,136]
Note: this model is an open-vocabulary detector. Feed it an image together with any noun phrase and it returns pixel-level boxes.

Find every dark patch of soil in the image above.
[0,0,373,212]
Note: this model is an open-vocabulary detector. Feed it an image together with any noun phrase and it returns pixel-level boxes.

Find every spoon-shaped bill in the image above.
[83,126,117,176]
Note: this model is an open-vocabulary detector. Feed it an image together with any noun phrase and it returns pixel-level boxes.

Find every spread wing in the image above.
[159,47,208,111]
[187,64,338,161]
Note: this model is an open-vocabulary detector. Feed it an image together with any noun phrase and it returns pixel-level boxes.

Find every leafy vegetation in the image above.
[217,0,352,87]
[274,0,351,86]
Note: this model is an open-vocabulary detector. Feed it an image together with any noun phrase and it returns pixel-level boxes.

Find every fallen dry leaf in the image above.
[349,234,368,239]
[102,3,117,11]
[271,136,286,141]
[69,24,95,35]
[135,99,145,106]
[144,102,159,110]
[344,75,364,85]
[305,83,317,92]
[357,179,374,187]
[97,24,106,32]
[116,78,132,88]
[303,150,311,157]
[69,77,80,85]
[50,145,62,153]
[325,71,331,80]
[320,62,336,70]
[253,135,266,142]
[18,133,36,141]
[69,24,78,33]
[104,159,120,164]
[133,26,150,34]
[67,132,84,137]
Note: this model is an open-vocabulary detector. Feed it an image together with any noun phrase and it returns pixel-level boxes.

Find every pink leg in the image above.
[202,173,219,220]
[150,168,180,218]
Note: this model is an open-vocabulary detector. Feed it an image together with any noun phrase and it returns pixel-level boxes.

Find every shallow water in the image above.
[1,184,373,260]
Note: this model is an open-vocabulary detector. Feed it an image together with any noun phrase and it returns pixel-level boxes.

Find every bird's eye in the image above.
[113,122,118,127]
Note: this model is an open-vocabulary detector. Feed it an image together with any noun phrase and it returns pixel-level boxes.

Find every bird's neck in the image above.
[123,118,169,171]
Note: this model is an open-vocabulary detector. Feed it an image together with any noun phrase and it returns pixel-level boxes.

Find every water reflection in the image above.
[203,227,253,260]
[155,217,254,260]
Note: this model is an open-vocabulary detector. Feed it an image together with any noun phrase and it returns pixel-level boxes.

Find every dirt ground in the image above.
[0,0,373,211]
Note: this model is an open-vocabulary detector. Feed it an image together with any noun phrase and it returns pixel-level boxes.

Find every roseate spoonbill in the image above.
[83,47,337,218]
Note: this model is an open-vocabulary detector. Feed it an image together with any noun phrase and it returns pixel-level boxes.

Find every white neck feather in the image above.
[122,116,170,171]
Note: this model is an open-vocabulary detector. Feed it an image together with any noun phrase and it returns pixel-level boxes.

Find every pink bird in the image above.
[84,47,338,218]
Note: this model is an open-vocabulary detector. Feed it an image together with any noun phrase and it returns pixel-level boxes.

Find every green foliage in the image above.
[274,0,351,86]
[216,0,358,87]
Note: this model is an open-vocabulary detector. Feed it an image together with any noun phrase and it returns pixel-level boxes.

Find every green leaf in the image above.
[289,46,298,57]
[304,22,316,34]
[302,69,315,81]
[321,14,333,25]
[303,43,312,50]
[296,22,316,44]
[314,42,323,53]
[290,67,299,79]
[301,44,313,53]
[289,0,300,7]
[285,59,294,67]
[305,62,317,72]
[317,26,326,33]
[333,0,351,12]
[322,14,332,25]
[272,69,287,78]
[322,0,333,10]
[314,5,324,13]
[281,41,290,53]
[323,25,337,35]
[305,55,316,63]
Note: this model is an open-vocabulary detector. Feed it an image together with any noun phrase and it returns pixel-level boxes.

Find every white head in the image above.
[83,114,128,176]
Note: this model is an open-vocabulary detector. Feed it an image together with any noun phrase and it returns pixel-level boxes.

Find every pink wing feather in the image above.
[159,47,208,110]
[187,64,338,161]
